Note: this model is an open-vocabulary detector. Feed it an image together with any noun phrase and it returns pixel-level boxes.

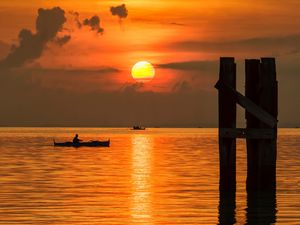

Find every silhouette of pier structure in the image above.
[215,57,278,224]
[215,57,278,192]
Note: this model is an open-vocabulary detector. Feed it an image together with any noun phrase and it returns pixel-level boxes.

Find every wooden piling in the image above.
[218,191,236,225]
[218,57,236,192]
[216,57,278,192]
[246,189,277,224]
[258,58,277,190]
[245,58,277,191]
[245,59,261,190]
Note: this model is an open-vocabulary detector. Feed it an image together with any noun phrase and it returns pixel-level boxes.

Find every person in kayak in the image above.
[73,134,82,144]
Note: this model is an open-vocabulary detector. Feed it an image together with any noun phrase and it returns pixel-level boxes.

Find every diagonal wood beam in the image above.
[215,80,278,128]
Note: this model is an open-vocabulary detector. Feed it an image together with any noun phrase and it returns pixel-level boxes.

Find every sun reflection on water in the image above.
[131,135,153,224]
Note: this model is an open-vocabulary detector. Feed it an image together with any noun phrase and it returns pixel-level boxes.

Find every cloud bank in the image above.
[157,60,217,71]
[169,35,300,56]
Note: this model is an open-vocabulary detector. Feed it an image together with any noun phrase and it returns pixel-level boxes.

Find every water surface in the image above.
[0,128,299,224]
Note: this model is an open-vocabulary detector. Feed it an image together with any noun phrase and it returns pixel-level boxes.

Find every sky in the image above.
[0,0,299,127]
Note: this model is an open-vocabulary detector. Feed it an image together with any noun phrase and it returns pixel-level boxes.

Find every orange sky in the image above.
[0,0,300,126]
[1,0,299,91]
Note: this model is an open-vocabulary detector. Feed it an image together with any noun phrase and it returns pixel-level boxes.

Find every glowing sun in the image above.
[131,61,155,82]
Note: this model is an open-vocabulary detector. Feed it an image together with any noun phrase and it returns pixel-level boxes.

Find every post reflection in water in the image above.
[131,135,153,225]
[246,190,277,225]
[218,188,277,225]
[218,190,236,225]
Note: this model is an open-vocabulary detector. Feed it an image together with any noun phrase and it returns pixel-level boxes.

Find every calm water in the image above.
[0,128,299,225]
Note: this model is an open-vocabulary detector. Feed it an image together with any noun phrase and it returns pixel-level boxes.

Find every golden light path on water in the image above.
[131,135,153,224]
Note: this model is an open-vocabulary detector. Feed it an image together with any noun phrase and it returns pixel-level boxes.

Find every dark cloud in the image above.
[169,35,300,55]
[172,80,192,92]
[157,60,217,71]
[71,12,105,34]
[21,66,120,92]
[55,35,71,46]
[121,82,144,93]
[69,11,82,28]
[0,58,299,127]
[170,22,185,26]
[0,66,219,127]
[0,40,10,59]
[83,16,104,34]
[0,65,211,127]
[110,4,128,19]
[29,67,119,75]
[36,7,66,40]
[0,7,68,68]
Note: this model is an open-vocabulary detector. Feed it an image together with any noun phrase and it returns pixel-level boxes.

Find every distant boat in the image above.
[54,140,110,147]
[132,126,146,130]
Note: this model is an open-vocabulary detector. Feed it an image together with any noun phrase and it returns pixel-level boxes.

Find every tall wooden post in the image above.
[246,58,277,191]
[246,190,277,224]
[259,58,277,190]
[218,57,236,192]
[245,59,261,190]
[218,191,236,225]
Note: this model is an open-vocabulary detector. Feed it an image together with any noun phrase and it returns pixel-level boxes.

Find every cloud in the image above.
[0,58,299,127]
[83,16,104,34]
[0,7,68,68]
[168,35,300,55]
[55,35,71,46]
[36,7,67,40]
[69,11,82,28]
[0,65,220,127]
[110,4,128,19]
[0,40,10,59]
[29,67,119,75]
[0,79,219,127]
[172,80,192,92]
[28,66,119,89]
[0,65,121,98]
[170,22,185,26]
[157,60,217,71]
[121,82,144,93]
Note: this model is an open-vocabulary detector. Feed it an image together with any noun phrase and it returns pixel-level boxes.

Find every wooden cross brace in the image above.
[215,80,278,128]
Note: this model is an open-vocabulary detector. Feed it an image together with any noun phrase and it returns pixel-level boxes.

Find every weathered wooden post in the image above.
[246,188,277,224]
[246,58,278,191]
[215,56,278,224]
[245,59,262,190]
[218,57,236,192]
[246,59,278,221]
[217,57,237,225]
[218,191,236,225]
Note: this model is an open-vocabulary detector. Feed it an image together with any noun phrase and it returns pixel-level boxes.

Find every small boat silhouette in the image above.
[132,126,146,130]
[54,139,110,147]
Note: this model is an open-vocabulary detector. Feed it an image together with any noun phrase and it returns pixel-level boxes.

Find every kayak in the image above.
[54,140,110,147]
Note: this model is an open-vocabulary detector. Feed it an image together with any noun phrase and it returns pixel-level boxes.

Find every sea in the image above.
[0,128,299,225]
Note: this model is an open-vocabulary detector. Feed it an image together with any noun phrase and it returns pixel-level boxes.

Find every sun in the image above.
[131,61,155,82]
